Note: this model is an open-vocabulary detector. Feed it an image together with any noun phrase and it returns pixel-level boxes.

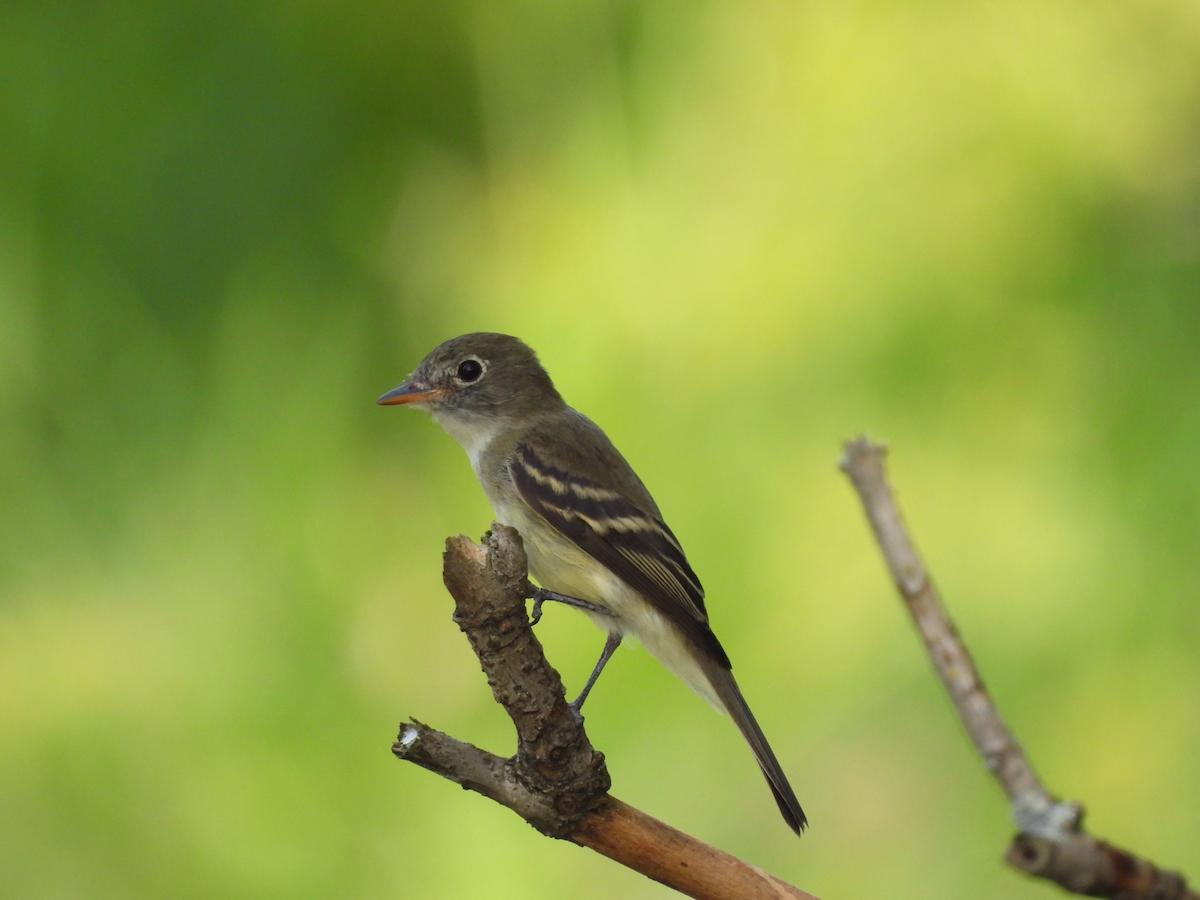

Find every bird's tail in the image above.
[703,658,807,836]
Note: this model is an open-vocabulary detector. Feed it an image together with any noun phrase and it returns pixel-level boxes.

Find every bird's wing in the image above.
[508,440,730,668]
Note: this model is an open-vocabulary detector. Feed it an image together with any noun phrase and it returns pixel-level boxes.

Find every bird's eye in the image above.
[456,359,483,383]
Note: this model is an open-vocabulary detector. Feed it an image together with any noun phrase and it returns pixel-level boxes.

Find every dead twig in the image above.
[840,435,1196,900]
[393,524,819,900]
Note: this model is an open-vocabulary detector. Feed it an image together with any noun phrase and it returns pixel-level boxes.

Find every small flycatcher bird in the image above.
[379,333,806,835]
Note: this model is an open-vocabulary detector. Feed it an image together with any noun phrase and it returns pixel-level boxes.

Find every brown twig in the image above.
[840,435,1197,900]
[392,524,819,900]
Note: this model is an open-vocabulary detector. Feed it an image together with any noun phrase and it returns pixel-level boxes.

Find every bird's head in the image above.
[378,333,563,428]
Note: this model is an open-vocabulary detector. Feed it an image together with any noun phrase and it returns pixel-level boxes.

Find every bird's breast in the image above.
[489,492,639,616]
[488,487,725,712]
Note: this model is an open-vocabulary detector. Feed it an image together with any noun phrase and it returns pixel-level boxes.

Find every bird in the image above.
[378,332,806,835]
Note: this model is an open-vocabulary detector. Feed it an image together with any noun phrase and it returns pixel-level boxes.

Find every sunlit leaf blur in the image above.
[2,1,1198,898]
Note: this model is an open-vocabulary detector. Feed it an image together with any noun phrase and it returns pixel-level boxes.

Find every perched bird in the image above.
[379,333,806,835]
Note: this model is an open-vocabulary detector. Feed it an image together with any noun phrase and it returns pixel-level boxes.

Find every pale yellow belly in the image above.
[493,497,724,712]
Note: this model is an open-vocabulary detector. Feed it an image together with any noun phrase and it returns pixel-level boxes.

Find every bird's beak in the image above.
[377,380,446,406]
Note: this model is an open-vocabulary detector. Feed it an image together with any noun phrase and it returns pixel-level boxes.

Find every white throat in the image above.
[430,408,504,475]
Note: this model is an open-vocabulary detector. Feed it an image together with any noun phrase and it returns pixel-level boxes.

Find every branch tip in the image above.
[839,434,888,474]
[397,723,420,751]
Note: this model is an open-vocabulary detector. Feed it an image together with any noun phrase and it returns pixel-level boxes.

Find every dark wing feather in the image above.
[509,443,730,668]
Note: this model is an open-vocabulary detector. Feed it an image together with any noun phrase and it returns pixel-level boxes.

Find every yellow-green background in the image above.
[2,2,1198,898]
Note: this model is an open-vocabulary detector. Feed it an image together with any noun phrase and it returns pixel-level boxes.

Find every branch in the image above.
[840,436,1196,900]
[393,524,819,900]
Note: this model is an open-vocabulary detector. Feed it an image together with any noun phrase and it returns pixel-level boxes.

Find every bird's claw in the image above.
[525,586,614,626]
[565,698,585,724]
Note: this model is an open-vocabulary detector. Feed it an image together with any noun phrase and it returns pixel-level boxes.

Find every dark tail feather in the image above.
[704,660,807,836]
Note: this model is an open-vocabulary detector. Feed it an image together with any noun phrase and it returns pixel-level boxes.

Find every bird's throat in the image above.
[430,409,503,475]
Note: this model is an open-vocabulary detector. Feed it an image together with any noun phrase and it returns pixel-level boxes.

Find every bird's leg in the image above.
[526,586,614,626]
[569,632,623,712]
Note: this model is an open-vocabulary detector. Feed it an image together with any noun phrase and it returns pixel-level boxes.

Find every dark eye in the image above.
[456,359,483,383]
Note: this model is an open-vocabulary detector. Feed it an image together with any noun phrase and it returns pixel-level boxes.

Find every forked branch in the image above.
[392,525,818,900]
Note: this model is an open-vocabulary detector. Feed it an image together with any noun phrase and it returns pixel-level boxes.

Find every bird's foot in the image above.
[525,586,614,626]
[565,698,586,724]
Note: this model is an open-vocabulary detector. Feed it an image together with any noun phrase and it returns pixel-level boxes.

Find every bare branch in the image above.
[393,721,563,830]
[839,437,1058,825]
[441,528,609,832]
[573,798,817,900]
[394,523,820,900]
[840,435,1197,900]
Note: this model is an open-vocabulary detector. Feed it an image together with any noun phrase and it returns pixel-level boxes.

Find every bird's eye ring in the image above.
[456,358,484,383]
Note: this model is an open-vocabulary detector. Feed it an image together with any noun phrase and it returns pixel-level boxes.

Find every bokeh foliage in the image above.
[1,1,1198,898]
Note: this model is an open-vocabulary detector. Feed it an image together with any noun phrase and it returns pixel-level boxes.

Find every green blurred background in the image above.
[2,1,1198,898]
